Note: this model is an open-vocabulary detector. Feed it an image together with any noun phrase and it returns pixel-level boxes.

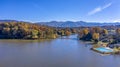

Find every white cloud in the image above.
[114,19,120,22]
[88,3,112,16]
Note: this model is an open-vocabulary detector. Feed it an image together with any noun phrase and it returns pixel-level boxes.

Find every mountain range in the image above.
[0,20,120,27]
[38,21,120,27]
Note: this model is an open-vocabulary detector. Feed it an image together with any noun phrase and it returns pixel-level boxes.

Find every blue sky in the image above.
[0,0,120,22]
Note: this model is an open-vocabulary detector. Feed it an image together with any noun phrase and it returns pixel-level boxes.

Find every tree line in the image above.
[78,27,108,43]
[0,22,76,39]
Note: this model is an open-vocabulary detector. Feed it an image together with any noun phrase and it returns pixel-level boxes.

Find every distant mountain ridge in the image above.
[0,20,120,27]
[38,21,120,27]
[0,20,19,22]
[0,20,29,23]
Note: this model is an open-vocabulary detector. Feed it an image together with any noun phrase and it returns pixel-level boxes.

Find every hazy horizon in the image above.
[1,19,120,23]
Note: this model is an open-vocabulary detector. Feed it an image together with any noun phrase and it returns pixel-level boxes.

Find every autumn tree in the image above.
[116,28,120,35]
[92,33,99,43]
[2,27,10,35]
[83,28,89,35]
[71,28,76,33]
[65,30,71,36]
[61,30,65,36]
[0,22,58,39]
[31,30,38,39]
[78,28,92,41]
[102,29,108,36]
[90,27,101,34]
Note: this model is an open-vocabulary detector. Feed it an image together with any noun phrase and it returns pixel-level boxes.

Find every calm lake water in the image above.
[0,35,120,67]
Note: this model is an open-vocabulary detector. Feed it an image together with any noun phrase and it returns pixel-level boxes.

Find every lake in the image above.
[0,35,120,67]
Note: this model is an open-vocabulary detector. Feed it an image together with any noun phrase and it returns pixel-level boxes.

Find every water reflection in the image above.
[0,35,120,67]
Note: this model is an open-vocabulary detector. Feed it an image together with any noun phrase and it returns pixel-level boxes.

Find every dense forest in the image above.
[1,21,120,43]
[78,27,107,42]
[0,22,76,39]
[78,27,120,44]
